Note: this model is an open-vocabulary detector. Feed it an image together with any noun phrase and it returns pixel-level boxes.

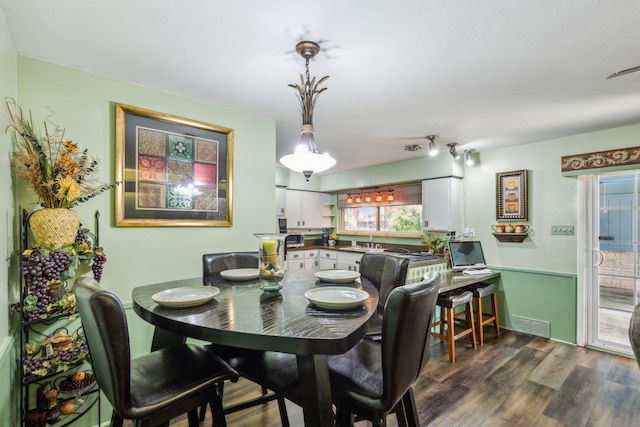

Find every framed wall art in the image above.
[115,103,234,226]
[496,169,528,221]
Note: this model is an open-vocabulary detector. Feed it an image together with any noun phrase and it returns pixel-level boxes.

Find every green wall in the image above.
[0,6,18,425]
[15,57,277,297]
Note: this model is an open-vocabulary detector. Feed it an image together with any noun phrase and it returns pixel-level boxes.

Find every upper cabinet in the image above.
[285,190,323,229]
[422,177,462,233]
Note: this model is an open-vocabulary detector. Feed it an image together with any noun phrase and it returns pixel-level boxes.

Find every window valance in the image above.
[561,146,640,176]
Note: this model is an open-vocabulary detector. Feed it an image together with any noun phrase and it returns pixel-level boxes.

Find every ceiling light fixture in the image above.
[402,144,423,152]
[346,194,353,204]
[464,149,476,166]
[376,192,383,202]
[447,142,460,160]
[426,135,438,157]
[387,190,394,202]
[365,194,372,202]
[355,194,362,203]
[279,41,336,181]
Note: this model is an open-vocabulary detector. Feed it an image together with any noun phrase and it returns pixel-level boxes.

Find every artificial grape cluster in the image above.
[91,250,106,282]
[75,228,88,246]
[22,248,72,321]
[23,344,89,376]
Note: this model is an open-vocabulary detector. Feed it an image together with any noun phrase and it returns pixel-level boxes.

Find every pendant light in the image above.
[279,41,336,181]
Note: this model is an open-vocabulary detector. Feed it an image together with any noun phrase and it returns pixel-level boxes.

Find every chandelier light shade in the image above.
[279,41,336,181]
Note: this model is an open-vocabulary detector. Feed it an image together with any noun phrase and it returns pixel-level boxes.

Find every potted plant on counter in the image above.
[422,231,448,255]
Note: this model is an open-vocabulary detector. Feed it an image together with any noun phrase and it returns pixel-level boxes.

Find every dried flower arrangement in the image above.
[6,99,117,208]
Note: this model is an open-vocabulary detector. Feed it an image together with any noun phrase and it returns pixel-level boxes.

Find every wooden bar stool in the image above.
[431,289,476,362]
[465,282,500,345]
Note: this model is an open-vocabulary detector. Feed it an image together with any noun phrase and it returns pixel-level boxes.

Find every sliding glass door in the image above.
[588,172,639,354]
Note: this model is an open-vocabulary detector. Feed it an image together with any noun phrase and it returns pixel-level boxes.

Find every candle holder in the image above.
[254,234,287,291]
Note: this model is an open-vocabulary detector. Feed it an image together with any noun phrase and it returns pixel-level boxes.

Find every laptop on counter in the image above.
[447,240,491,274]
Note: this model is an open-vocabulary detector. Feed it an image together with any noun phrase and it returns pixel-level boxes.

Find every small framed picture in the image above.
[496,169,528,221]
[115,103,234,227]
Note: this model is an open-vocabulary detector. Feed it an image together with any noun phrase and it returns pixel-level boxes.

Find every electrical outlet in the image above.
[551,225,574,235]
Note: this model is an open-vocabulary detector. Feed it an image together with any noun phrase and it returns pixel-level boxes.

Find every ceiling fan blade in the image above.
[606,65,640,79]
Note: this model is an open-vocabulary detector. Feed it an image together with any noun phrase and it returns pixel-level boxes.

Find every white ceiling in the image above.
[2,0,640,175]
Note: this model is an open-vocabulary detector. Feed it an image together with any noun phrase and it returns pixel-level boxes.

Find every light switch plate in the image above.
[551,225,574,235]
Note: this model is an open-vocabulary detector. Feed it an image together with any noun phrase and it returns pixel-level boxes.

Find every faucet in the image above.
[368,234,373,248]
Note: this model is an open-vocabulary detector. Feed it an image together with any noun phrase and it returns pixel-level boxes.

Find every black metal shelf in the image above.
[17,208,101,427]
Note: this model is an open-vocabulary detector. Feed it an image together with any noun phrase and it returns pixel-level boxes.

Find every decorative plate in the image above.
[151,286,220,308]
[220,268,260,281]
[314,270,361,283]
[304,287,369,310]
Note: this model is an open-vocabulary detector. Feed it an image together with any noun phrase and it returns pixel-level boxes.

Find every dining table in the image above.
[131,269,379,427]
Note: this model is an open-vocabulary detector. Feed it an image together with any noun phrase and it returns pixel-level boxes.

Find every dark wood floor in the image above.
[133,329,640,426]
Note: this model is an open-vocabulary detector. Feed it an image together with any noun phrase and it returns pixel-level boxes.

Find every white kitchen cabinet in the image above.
[336,251,362,272]
[286,249,318,270]
[285,190,323,229]
[422,177,462,233]
[275,187,286,218]
[304,249,318,269]
[318,250,338,270]
[286,258,306,270]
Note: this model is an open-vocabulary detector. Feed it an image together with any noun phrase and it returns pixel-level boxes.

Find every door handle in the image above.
[593,249,604,267]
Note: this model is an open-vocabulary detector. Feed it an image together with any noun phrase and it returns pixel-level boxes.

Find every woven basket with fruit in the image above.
[58,371,97,404]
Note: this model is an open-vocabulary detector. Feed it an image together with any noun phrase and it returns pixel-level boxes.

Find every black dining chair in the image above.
[74,277,238,427]
[203,251,259,282]
[201,251,287,420]
[219,271,441,427]
[359,253,410,338]
[629,303,640,370]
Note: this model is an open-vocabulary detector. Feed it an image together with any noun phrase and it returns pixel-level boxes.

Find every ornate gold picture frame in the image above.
[115,104,233,227]
[496,169,527,221]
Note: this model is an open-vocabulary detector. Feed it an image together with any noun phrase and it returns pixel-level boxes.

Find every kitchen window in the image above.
[338,183,422,235]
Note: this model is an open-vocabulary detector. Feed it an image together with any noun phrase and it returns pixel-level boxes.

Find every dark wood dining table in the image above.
[131,269,379,427]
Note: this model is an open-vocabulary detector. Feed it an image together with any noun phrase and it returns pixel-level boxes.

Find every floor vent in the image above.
[512,316,551,338]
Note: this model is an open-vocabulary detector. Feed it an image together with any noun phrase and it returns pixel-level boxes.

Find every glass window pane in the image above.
[342,207,377,231]
[379,205,422,232]
[600,174,635,208]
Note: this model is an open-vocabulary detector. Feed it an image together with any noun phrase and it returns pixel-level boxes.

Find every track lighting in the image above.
[464,149,476,166]
[447,143,460,160]
[426,135,438,157]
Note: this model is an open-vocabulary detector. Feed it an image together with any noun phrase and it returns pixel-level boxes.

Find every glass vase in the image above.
[254,233,286,291]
